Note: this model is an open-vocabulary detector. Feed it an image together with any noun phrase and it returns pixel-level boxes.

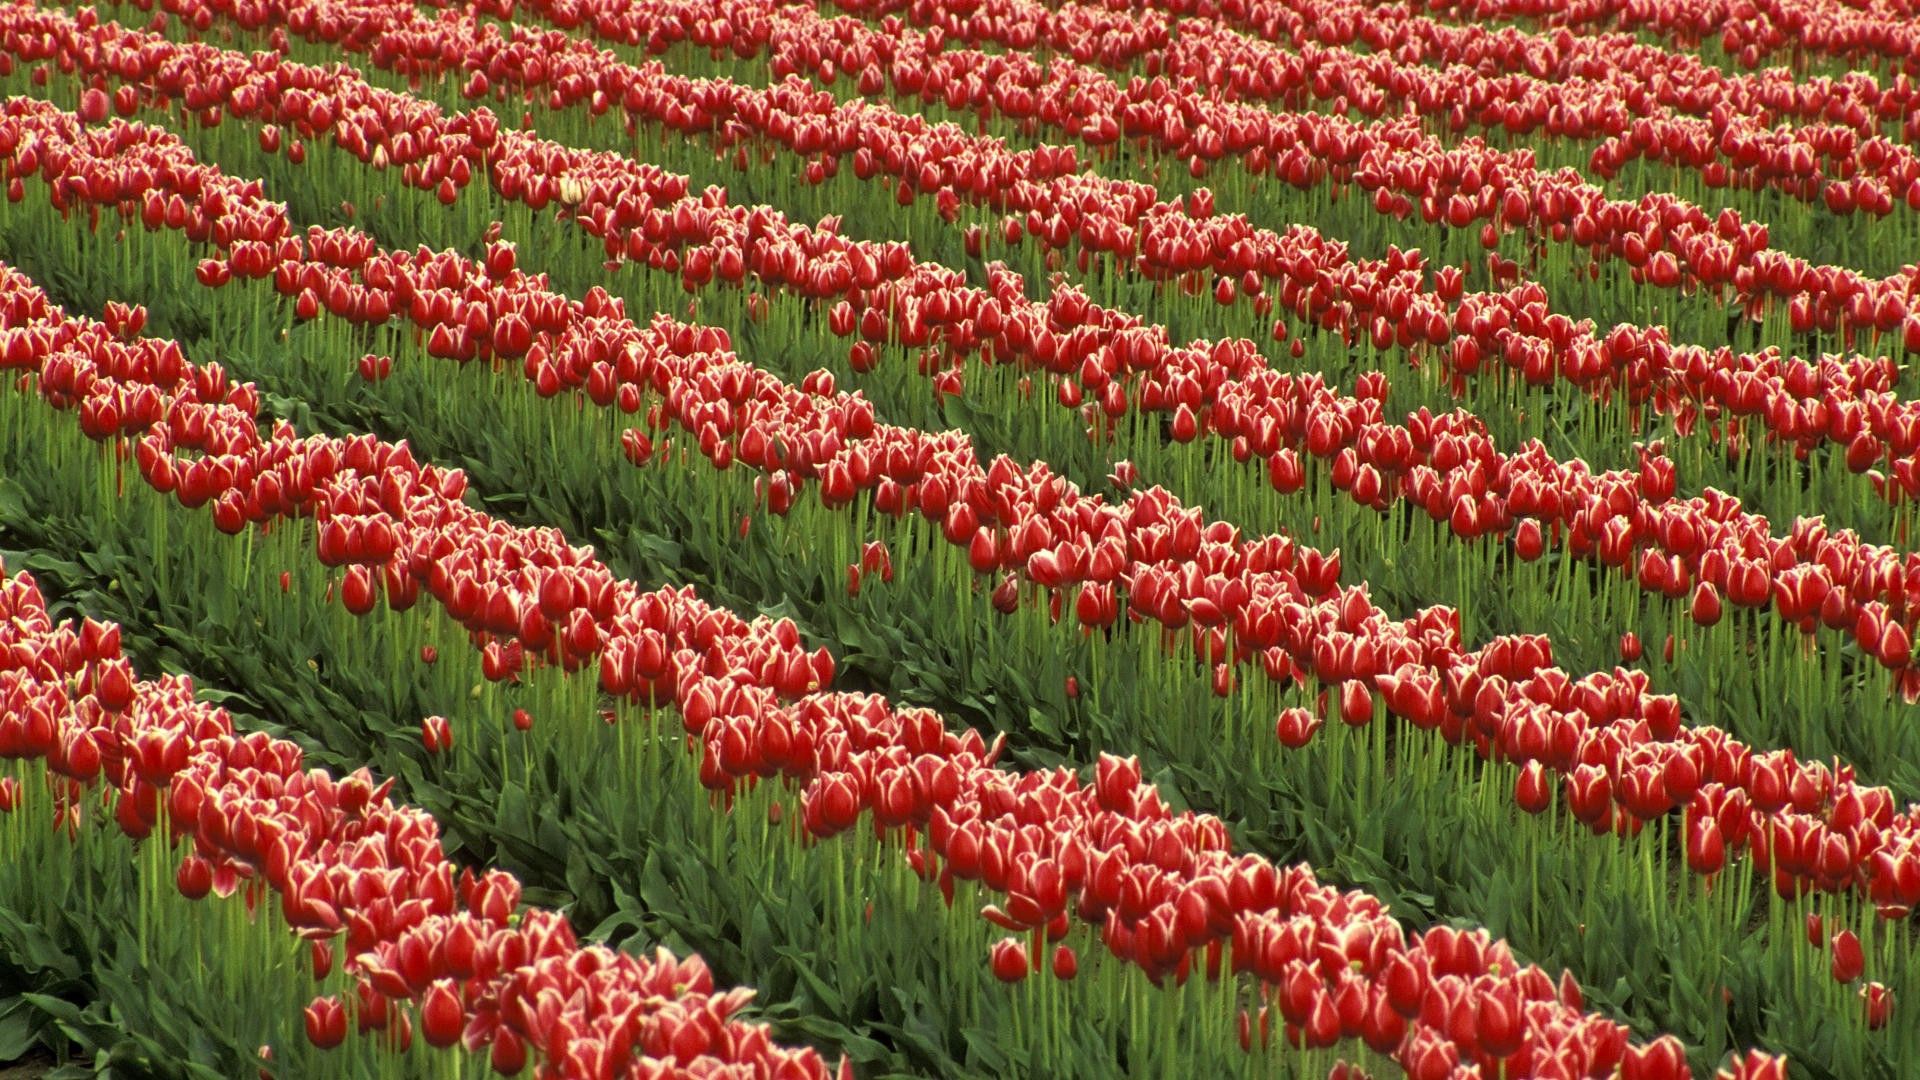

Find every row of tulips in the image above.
[1404,0,1920,75]
[130,0,1920,466]
[123,0,1920,570]
[0,88,1900,1071]
[118,0,1920,361]
[16,91,1920,916]
[20,17,1920,742]
[514,0,1920,287]
[37,0,1920,556]
[0,563,844,1076]
[859,0,1920,142]
[454,0,1920,316]
[793,0,1920,237]
[0,242,1770,1079]
[3,2,1920,1068]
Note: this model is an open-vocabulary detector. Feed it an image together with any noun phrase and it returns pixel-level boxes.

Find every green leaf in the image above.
[0,994,48,1059]
[772,945,846,1017]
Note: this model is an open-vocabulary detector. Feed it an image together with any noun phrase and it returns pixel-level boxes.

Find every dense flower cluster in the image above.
[1,0,1911,1073]
[10,90,1920,925]
[0,239,1796,1075]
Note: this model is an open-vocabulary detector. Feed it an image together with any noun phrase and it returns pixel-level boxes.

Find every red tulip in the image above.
[304,996,347,1050]
[78,87,108,124]
[1275,706,1322,749]
[1619,631,1642,662]
[1514,761,1552,814]
[421,714,453,755]
[1690,582,1723,627]
[1831,929,1864,983]
[1621,1036,1689,1080]
[490,1028,527,1074]
[1338,680,1372,727]
[1512,519,1544,561]
[96,659,135,711]
[1686,816,1725,875]
[990,938,1029,982]
[1565,764,1612,826]
[1475,986,1524,1058]
[176,854,214,900]
[420,980,464,1048]
[1094,754,1140,811]
[1052,945,1078,980]
[1717,1050,1789,1080]
[1879,621,1912,669]
[341,565,376,615]
[1861,981,1893,1029]
[1170,403,1199,443]
[1264,449,1304,495]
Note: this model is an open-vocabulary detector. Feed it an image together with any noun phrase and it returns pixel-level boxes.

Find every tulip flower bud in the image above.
[304,996,347,1050]
[1051,945,1078,980]
[1514,761,1551,814]
[990,938,1029,982]
[1094,754,1139,811]
[176,854,214,900]
[420,980,464,1048]
[1831,929,1865,983]
[491,1029,527,1074]
[1619,632,1642,663]
[1275,707,1322,749]
[421,715,453,755]
[1861,981,1893,1030]
[1512,519,1544,561]
[1686,816,1725,875]
[1690,582,1723,627]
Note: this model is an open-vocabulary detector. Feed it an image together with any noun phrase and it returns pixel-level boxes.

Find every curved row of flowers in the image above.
[17,0,1920,779]
[412,0,1920,312]
[11,91,1920,919]
[23,0,1920,550]
[0,240,1787,1077]
[1397,0,1920,75]
[79,0,1920,523]
[680,0,1920,226]
[91,0,1920,361]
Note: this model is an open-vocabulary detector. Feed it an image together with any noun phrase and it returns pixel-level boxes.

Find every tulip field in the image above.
[10,0,1920,1078]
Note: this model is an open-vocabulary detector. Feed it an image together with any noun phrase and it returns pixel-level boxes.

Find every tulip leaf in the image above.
[773,944,846,1017]
[0,910,84,982]
[0,995,48,1059]
[959,1022,1017,1076]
